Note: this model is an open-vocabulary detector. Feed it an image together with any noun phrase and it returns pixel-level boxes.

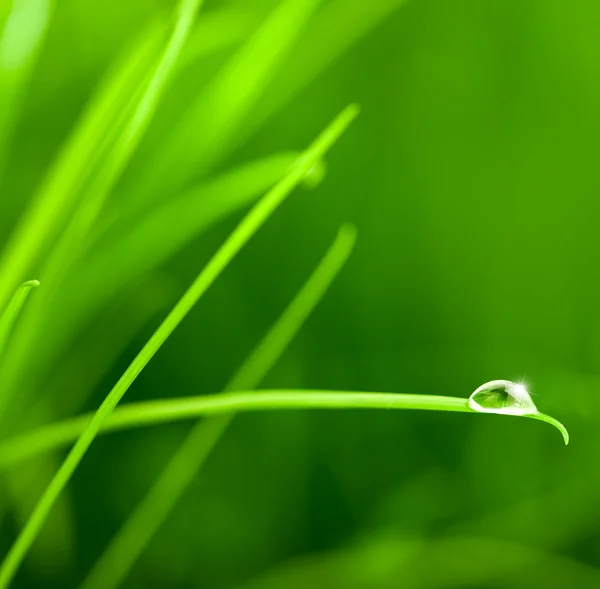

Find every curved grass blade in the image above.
[0,104,358,588]
[0,153,299,435]
[0,0,203,427]
[0,0,54,179]
[81,224,356,589]
[0,20,163,313]
[135,0,408,209]
[133,0,325,205]
[0,390,569,471]
[0,279,174,572]
[0,279,39,363]
[237,535,600,589]
[175,7,257,73]
[242,0,409,146]
[46,153,300,362]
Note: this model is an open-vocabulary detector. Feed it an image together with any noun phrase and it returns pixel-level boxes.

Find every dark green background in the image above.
[1,0,600,587]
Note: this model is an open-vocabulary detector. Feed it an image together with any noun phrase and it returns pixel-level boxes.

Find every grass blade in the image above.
[0,104,358,588]
[248,0,408,139]
[46,153,299,361]
[0,0,53,178]
[0,20,163,313]
[0,154,298,434]
[0,390,570,471]
[133,0,324,205]
[0,0,203,426]
[175,7,257,73]
[0,279,39,363]
[81,224,356,589]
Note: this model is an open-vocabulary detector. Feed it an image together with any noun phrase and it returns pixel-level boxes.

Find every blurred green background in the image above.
[1,0,600,587]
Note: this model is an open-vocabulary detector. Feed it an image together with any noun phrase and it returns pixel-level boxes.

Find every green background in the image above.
[1,0,600,587]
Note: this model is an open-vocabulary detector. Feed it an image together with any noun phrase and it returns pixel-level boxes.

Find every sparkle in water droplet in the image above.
[468,380,538,416]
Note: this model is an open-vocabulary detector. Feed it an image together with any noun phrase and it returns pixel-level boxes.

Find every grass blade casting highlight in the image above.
[81,224,356,589]
[54,153,300,353]
[0,104,358,588]
[0,21,162,313]
[0,2,201,426]
[0,391,569,473]
[137,0,324,201]
[0,0,53,175]
[0,279,39,363]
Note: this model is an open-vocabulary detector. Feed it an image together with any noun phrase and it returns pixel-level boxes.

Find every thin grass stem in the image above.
[0,103,358,588]
[0,391,570,472]
[80,224,356,589]
[0,280,39,363]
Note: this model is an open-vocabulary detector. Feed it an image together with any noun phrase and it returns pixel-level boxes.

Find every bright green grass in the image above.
[0,102,359,587]
[80,224,356,589]
[0,391,568,474]
[0,280,39,362]
[0,0,570,587]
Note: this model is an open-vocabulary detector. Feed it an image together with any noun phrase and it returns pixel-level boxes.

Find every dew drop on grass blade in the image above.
[468,379,569,444]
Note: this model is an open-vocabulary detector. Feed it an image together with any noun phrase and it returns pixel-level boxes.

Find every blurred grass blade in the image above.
[135,0,406,207]
[81,224,356,589]
[0,0,203,426]
[0,0,53,179]
[134,0,324,204]
[0,279,174,572]
[0,279,39,363]
[0,104,358,588]
[245,0,408,142]
[64,153,300,345]
[176,7,257,73]
[0,153,299,424]
[45,277,177,419]
[3,459,76,574]
[236,535,600,589]
[59,0,205,232]
[0,20,163,313]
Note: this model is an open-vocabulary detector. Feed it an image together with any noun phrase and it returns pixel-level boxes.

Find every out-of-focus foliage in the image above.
[1,0,600,587]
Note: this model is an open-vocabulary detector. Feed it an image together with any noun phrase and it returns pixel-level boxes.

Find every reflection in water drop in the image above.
[468,380,538,416]
[302,159,327,189]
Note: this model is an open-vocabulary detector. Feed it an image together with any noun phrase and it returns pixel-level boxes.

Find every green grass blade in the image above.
[175,7,257,73]
[134,0,324,204]
[237,535,600,589]
[0,104,358,588]
[0,21,162,313]
[56,153,299,349]
[80,224,356,589]
[0,391,569,471]
[0,0,203,426]
[33,0,205,277]
[0,0,53,178]
[247,0,408,139]
[0,389,569,471]
[0,279,39,363]
[0,153,298,430]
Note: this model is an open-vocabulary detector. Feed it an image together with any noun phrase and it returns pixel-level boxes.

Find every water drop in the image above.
[468,379,569,444]
[468,380,538,416]
[302,159,327,189]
